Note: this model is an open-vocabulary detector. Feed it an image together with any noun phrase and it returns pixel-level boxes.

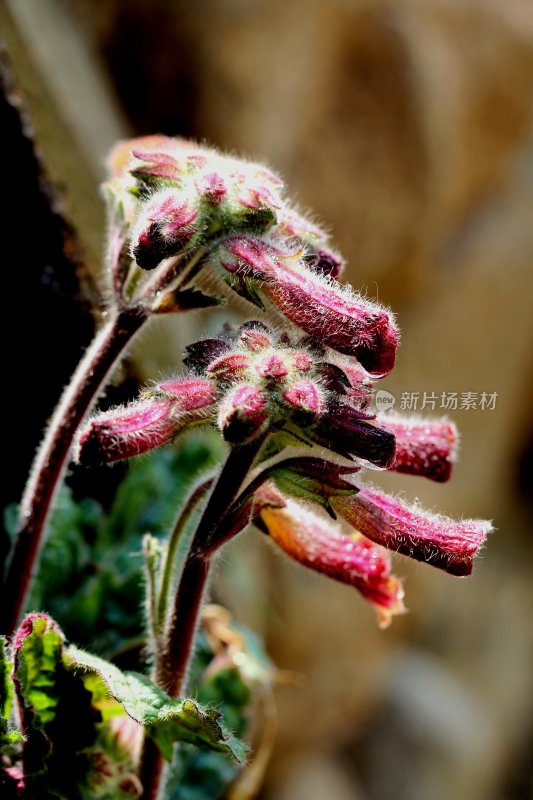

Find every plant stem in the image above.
[140,436,265,800]
[162,435,266,696]
[155,478,213,640]
[1,306,148,635]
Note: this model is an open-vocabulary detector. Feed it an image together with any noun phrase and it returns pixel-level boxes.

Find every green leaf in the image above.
[65,646,246,763]
[1,636,24,754]
[12,614,101,796]
[14,614,64,729]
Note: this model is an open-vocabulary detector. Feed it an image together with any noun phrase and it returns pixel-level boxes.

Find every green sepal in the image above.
[152,287,224,314]
[270,462,357,516]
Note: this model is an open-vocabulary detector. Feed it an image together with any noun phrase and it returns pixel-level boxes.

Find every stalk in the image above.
[140,436,266,800]
[1,306,148,634]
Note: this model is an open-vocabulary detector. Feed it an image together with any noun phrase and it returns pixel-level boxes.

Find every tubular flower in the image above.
[375,413,457,482]
[332,486,491,577]
[253,485,405,628]
[213,233,399,375]
[76,378,216,465]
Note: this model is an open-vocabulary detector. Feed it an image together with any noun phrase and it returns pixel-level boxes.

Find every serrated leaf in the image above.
[1,636,24,754]
[14,615,64,729]
[65,647,246,763]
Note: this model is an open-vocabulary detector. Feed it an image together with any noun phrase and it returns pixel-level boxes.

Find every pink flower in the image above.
[77,378,216,465]
[218,383,269,443]
[376,414,457,482]
[216,234,399,375]
[254,486,405,628]
[332,486,492,576]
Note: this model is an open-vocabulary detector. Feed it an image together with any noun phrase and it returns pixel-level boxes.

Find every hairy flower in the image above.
[77,378,215,465]
[214,234,399,375]
[332,486,491,576]
[376,413,457,482]
[253,485,405,628]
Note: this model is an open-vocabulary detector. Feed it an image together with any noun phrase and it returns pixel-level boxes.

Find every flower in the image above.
[332,486,491,577]
[76,378,215,465]
[375,413,457,482]
[253,485,405,628]
[76,322,395,465]
[213,233,399,375]
[105,137,395,375]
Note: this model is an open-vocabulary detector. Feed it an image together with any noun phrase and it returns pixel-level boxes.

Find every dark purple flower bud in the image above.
[376,414,458,482]
[218,383,269,443]
[315,362,351,394]
[333,486,492,576]
[183,338,230,371]
[315,404,396,467]
[303,247,345,279]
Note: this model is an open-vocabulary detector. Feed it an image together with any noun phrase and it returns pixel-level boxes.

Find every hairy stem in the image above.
[140,437,265,800]
[1,306,148,634]
[155,478,213,641]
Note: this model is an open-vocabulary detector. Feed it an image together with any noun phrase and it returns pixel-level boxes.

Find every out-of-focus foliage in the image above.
[4,436,223,659]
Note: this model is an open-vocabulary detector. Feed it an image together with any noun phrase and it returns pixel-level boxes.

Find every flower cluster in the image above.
[77,321,394,466]
[108,136,398,375]
[80,136,493,627]
[77,319,490,627]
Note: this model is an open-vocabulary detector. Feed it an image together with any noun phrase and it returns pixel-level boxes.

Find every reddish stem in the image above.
[1,306,148,634]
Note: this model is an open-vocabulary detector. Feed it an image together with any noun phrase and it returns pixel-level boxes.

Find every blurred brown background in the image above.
[2,0,532,798]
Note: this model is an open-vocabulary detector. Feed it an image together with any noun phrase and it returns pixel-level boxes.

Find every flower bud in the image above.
[262,263,399,376]
[215,235,398,375]
[283,380,324,417]
[207,352,251,383]
[156,377,217,409]
[131,188,200,270]
[255,353,289,379]
[77,398,180,465]
[218,384,269,443]
[254,488,405,628]
[314,405,396,468]
[332,486,492,576]
[376,414,457,482]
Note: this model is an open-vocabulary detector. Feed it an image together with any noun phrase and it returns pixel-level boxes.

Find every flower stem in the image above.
[158,436,266,695]
[139,436,265,800]
[155,477,213,641]
[1,306,148,635]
